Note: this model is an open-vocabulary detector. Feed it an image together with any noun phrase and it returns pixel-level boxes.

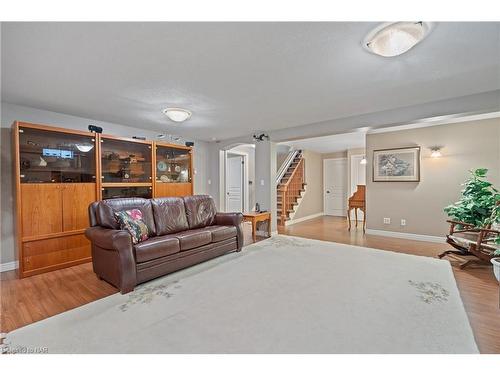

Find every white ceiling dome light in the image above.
[162,108,192,122]
[364,22,432,57]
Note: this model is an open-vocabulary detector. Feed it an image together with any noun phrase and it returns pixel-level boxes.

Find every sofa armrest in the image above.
[215,212,243,227]
[85,227,132,250]
[215,212,244,250]
[85,227,136,293]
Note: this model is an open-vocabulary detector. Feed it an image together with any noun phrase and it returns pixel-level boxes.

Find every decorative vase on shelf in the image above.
[491,258,500,282]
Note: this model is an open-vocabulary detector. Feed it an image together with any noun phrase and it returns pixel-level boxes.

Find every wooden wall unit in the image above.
[13,122,98,277]
[13,121,194,277]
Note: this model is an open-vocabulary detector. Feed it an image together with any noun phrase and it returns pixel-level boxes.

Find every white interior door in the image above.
[350,154,367,221]
[324,158,347,216]
[226,154,244,212]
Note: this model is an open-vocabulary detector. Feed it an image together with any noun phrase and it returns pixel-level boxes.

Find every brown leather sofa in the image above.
[85,195,243,293]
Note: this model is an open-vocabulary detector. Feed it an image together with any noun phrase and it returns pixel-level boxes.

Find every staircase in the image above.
[277,150,306,226]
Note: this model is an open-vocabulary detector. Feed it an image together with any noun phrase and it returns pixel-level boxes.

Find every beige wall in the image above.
[366,118,500,236]
[292,150,324,220]
[276,144,291,171]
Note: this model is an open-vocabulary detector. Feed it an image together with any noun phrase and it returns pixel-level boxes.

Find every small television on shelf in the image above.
[43,148,74,159]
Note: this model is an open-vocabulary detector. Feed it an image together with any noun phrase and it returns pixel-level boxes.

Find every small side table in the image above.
[243,211,271,242]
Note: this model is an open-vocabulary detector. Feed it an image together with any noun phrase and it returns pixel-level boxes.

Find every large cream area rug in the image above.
[4,235,478,353]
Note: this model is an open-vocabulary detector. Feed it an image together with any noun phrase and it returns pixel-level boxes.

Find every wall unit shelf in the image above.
[13,121,194,278]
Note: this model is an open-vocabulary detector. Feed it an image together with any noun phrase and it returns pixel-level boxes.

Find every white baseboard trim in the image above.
[285,212,324,227]
[365,229,445,243]
[1,261,19,273]
[328,209,345,217]
[255,230,279,236]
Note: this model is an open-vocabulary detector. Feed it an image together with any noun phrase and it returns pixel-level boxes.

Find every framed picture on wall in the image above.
[373,146,420,182]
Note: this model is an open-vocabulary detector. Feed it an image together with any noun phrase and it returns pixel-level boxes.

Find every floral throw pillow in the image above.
[114,209,150,244]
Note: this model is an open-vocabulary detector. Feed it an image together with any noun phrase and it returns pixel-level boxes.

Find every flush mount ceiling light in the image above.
[162,108,192,123]
[364,22,432,57]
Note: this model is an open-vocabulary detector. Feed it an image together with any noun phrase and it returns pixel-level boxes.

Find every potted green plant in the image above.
[444,168,500,227]
[444,168,500,280]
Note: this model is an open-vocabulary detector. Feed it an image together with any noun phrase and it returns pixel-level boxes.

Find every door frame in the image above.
[223,150,249,213]
[323,157,347,216]
[349,153,366,196]
[349,153,366,221]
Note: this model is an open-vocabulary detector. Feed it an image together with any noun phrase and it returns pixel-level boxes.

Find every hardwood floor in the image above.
[2,217,499,353]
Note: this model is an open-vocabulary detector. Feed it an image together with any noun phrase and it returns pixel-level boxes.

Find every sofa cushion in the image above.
[114,209,150,244]
[173,228,212,251]
[183,195,216,229]
[206,225,237,243]
[134,235,180,263]
[97,198,156,235]
[151,197,189,235]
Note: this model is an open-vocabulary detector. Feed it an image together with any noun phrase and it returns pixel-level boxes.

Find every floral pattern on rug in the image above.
[408,280,450,304]
[119,280,181,312]
[255,235,313,249]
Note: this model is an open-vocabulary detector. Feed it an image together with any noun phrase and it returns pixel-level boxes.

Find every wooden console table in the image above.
[348,184,366,232]
[243,211,271,242]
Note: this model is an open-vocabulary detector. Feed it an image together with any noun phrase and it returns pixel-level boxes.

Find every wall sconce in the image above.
[430,147,442,158]
[360,156,367,165]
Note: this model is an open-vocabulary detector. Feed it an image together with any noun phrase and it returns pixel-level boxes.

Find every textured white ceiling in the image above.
[281,132,365,154]
[2,22,499,141]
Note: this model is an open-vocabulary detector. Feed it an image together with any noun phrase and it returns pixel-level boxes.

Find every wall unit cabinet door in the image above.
[155,182,193,197]
[62,183,97,231]
[21,183,63,238]
[22,234,91,274]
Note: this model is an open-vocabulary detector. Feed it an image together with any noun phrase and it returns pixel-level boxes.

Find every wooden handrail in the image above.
[283,158,304,189]
[276,149,300,185]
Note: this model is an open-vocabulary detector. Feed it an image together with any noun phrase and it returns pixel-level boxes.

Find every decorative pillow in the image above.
[114,209,150,244]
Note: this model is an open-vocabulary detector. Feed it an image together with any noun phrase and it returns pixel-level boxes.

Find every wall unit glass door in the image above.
[155,145,191,183]
[100,137,153,200]
[154,144,193,198]
[18,126,96,183]
[101,137,152,183]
